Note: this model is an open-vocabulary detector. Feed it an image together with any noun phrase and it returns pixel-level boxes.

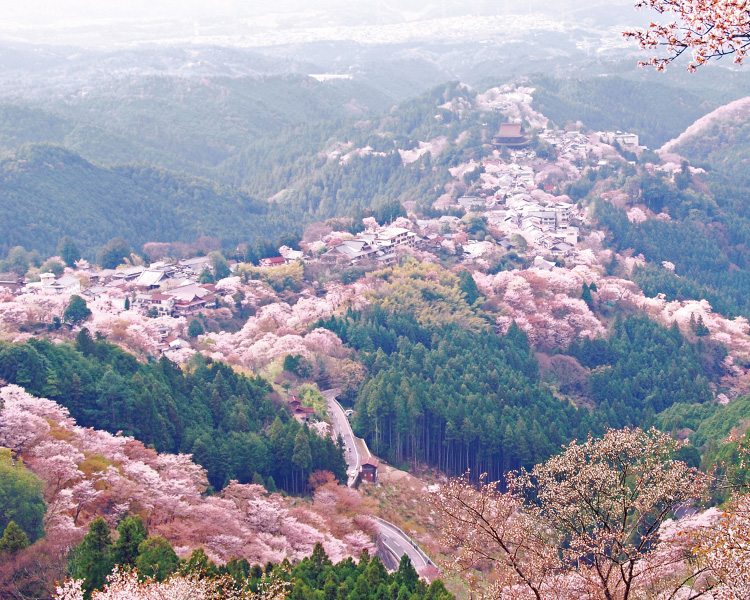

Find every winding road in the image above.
[376,517,432,571]
[323,389,436,574]
[323,388,361,487]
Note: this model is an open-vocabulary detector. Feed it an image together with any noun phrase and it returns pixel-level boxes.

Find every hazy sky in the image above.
[0,0,640,48]
[4,0,635,24]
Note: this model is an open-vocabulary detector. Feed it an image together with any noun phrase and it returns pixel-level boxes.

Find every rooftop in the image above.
[497,123,523,137]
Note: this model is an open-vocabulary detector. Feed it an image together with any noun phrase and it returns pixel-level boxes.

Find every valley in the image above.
[2,3,750,599]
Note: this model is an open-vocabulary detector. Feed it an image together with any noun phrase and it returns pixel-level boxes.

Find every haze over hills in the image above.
[1,1,640,48]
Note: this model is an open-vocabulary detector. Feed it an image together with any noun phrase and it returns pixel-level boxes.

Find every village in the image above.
[0,119,644,358]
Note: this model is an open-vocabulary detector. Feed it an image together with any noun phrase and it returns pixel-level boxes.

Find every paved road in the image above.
[323,389,436,575]
[322,388,361,487]
[376,518,432,571]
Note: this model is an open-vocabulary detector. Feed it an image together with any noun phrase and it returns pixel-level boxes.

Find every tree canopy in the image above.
[0,449,46,544]
[63,296,92,325]
[432,427,711,600]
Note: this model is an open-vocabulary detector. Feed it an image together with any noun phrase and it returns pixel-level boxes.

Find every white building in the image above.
[373,227,418,249]
[42,274,81,295]
[599,131,640,147]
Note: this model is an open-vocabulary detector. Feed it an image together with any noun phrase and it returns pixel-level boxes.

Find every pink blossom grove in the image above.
[0,384,375,569]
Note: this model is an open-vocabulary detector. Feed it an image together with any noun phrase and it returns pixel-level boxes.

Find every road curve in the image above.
[323,389,437,575]
[376,517,433,570]
[322,388,361,487]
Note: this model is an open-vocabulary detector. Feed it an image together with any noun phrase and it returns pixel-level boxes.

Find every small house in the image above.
[360,457,379,483]
[293,405,315,423]
[43,274,81,295]
[0,275,24,294]
[134,269,169,290]
[112,266,145,281]
[259,256,286,268]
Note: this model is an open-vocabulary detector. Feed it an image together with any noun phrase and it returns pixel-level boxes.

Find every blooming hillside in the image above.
[0,384,376,592]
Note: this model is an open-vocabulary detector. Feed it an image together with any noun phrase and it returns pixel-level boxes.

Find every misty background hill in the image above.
[3,0,750,262]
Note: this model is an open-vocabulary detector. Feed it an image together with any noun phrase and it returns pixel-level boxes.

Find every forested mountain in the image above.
[581,101,750,321]
[594,198,750,319]
[662,97,750,184]
[320,262,717,479]
[0,335,346,492]
[0,78,390,176]
[0,144,279,258]
[0,81,494,258]
[529,75,714,149]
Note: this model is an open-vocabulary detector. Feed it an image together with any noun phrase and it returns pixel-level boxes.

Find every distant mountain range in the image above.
[1,1,641,48]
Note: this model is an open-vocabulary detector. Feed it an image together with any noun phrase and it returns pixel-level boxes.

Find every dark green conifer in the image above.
[0,521,29,555]
[70,516,113,598]
[112,516,147,567]
[581,282,594,309]
[135,536,179,581]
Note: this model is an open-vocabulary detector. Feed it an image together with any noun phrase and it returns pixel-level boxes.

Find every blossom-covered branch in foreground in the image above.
[625,0,750,71]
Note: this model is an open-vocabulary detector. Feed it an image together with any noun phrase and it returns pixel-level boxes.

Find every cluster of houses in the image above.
[76,257,229,317]
[538,129,592,162]
[490,123,598,165]
[486,195,581,256]
[0,271,83,297]
[0,256,235,319]
[451,126,603,208]
[414,188,582,261]
[411,123,613,261]
[322,226,418,265]
[328,194,583,264]
[131,282,221,317]
[481,161,537,198]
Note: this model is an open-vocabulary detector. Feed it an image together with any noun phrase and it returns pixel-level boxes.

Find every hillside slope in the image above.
[0,383,377,596]
[530,75,713,149]
[0,145,280,257]
[661,96,750,184]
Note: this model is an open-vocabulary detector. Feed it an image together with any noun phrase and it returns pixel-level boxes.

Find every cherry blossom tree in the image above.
[691,435,750,600]
[475,269,605,350]
[698,497,750,600]
[625,0,750,71]
[626,207,648,224]
[430,427,712,600]
[2,383,375,578]
[54,567,291,600]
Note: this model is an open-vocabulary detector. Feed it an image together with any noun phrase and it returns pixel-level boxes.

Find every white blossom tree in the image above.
[693,435,750,600]
[54,567,291,600]
[430,427,713,600]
